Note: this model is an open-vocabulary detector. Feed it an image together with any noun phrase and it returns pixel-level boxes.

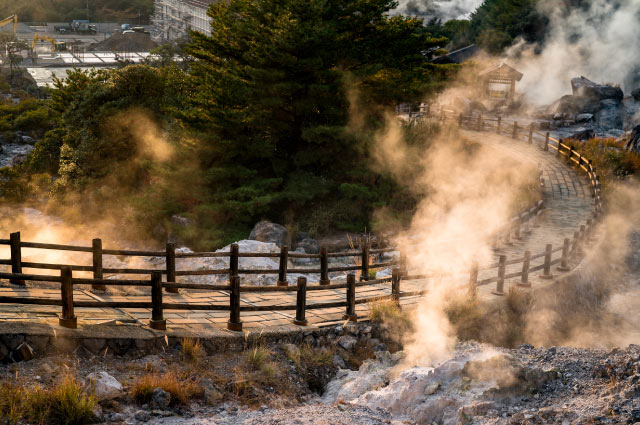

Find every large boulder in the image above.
[249,221,290,247]
[571,76,624,103]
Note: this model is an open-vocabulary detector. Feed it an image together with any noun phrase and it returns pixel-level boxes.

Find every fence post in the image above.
[519,251,531,287]
[504,227,512,245]
[92,238,105,291]
[59,266,77,329]
[544,132,550,151]
[277,245,289,286]
[9,232,24,286]
[512,122,518,139]
[528,124,533,144]
[539,244,554,279]
[149,272,166,330]
[227,275,242,331]
[468,261,478,298]
[165,242,178,294]
[497,116,501,134]
[293,276,308,326]
[343,274,357,322]
[571,231,580,255]
[361,245,370,281]
[557,139,562,157]
[492,255,506,296]
[558,238,570,271]
[399,251,407,278]
[476,113,482,131]
[514,218,522,240]
[458,113,463,127]
[579,224,586,252]
[229,243,239,284]
[391,268,401,303]
[585,219,593,243]
[320,246,330,285]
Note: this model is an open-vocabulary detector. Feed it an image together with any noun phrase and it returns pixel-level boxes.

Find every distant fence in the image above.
[0,110,602,331]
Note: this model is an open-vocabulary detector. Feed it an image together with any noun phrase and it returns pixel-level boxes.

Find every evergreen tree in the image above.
[184,0,452,244]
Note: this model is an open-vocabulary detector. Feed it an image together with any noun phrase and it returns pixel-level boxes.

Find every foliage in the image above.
[573,138,640,194]
[180,337,203,363]
[182,0,452,246]
[0,97,56,135]
[0,375,96,425]
[0,0,154,24]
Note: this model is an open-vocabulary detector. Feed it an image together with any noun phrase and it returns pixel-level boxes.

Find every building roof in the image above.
[184,0,218,9]
[479,63,523,81]
[432,45,478,64]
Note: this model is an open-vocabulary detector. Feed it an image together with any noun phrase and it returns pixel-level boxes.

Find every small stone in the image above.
[333,354,347,369]
[151,387,171,410]
[337,336,357,351]
[373,343,387,352]
[91,404,103,422]
[86,372,123,400]
[424,381,440,395]
[134,410,151,422]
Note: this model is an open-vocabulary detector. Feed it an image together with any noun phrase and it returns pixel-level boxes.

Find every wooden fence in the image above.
[0,110,602,331]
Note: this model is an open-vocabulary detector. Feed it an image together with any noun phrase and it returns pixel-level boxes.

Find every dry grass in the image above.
[0,374,96,425]
[368,299,413,351]
[180,337,203,364]
[132,372,204,407]
[246,345,272,371]
[574,137,640,192]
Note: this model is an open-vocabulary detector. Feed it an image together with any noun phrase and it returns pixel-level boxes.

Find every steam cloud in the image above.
[508,0,640,104]
[391,0,483,21]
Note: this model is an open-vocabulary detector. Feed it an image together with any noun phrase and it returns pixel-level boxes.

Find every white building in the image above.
[152,0,217,41]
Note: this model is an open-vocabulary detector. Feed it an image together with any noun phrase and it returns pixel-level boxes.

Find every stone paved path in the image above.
[0,130,596,333]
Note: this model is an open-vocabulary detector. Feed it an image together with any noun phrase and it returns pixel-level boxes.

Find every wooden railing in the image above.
[0,109,602,332]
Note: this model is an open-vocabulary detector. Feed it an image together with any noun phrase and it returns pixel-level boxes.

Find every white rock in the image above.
[86,372,123,400]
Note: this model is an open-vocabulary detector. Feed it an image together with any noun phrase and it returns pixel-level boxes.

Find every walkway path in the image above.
[0,130,596,332]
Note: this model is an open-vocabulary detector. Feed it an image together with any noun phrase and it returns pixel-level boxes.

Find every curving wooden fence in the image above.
[0,110,602,332]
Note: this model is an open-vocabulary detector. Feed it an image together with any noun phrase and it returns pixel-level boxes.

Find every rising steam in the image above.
[508,0,640,104]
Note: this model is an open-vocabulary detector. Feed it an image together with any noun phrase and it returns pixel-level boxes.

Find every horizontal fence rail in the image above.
[0,109,602,331]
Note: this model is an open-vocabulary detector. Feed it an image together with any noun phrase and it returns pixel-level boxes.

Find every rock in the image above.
[333,354,347,369]
[632,88,640,101]
[596,99,624,128]
[297,238,320,254]
[337,336,357,351]
[575,113,594,123]
[553,113,563,120]
[249,220,290,247]
[134,410,151,422]
[11,154,26,166]
[423,381,440,395]
[296,232,311,242]
[86,372,123,400]
[283,343,300,359]
[571,76,623,103]
[91,404,104,423]
[372,343,387,352]
[625,125,640,153]
[569,128,595,141]
[170,215,191,227]
[9,342,33,362]
[20,135,35,145]
[151,387,171,410]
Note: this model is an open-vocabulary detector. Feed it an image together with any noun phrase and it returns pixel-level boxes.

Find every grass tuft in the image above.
[246,345,272,371]
[132,372,203,406]
[0,374,96,425]
[180,337,203,363]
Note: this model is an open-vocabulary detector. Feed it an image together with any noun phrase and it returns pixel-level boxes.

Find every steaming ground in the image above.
[149,342,640,424]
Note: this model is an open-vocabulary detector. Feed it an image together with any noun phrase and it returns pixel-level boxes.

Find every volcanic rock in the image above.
[249,220,290,247]
[571,76,623,103]
[297,238,320,254]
